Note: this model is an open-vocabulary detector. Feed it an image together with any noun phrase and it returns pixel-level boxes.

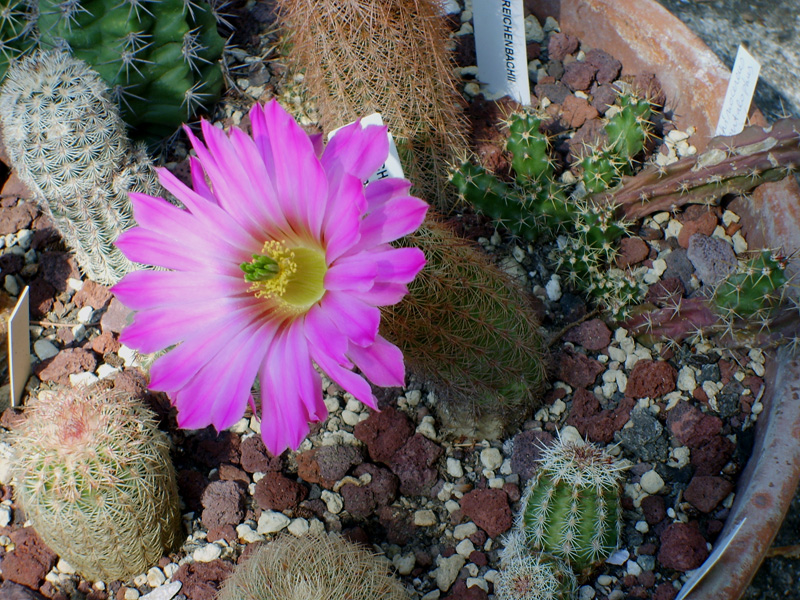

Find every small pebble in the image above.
[480,447,503,471]
[467,578,489,593]
[0,505,10,528]
[4,275,19,296]
[257,510,290,534]
[33,339,59,361]
[123,589,141,600]
[454,522,478,540]
[414,509,437,527]
[192,543,221,562]
[640,470,665,494]
[321,490,344,514]
[147,567,166,587]
[446,458,464,478]
[236,524,264,544]
[341,410,360,426]
[580,585,596,600]
[597,575,614,586]
[77,306,94,324]
[456,538,475,557]
[393,552,416,575]
[140,581,182,600]
[288,517,309,536]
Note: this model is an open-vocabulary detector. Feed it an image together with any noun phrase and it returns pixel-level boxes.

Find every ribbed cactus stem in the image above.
[520,436,626,575]
[0,50,163,285]
[604,118,800,218]
[11,384,183,581]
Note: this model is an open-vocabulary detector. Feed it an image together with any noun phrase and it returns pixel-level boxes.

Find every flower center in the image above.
[241,241,327,311]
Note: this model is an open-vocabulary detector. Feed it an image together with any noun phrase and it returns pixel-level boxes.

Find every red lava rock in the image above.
[0,252,22,278]
[560,94,599,128]
[534,81,570,104]
[206,524,237,544]
[354,463,399,506]
[654,583,679,600]
[510,429,555,481]
[691,435,735,476]
[1,407,26,430]
[341,482,377,518]
[616,237,651,268]
[444,579,489,600]
[641,494,666,525]
[354,406,414,464]
[585,48,622,84]
[28,278,55,319]
[0,580,48,599]
[0,202,36,235]
[658,523,710,571]
[742,375,764,397]
[556,349,604,388]
[90,330,120,355]
[626,360,677,399]
[239,434,282,474]
[562,61,598,92]
[567,389,635,444]
[194,430,241,468]
[253,472,308,512]
[563,318,612,351]
[73,281,113,310]
[644,277,685,306]
[1,528,58,589]
[389,434,444,496]
[377,505,416,545]
[678,211,717,248]
[38,252,80,292]
[218,464,250,486]
[548,32,579,61]
[503,482,521,502]
[683,475,734,513]
[296,448,337,488]
[315,444,363,480]
[460,489,512,538]
[173,559,235,600]
[177,469,208,512]
[201,480,246,530]
[590,82,619,114]
[624,72,667,107]
[100,298,134,334]
[667,402,722,448]
[35,348,98,385]
[469,550,488,566]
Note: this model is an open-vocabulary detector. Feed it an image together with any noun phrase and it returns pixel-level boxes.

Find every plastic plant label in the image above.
[8,286,30,407]
[675,517,747,600]
[715,45,761,137]
[472,0,531,105]
[328,113,405,181]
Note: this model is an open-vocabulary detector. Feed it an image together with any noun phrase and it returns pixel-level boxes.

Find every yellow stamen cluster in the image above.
[248,241,297,299]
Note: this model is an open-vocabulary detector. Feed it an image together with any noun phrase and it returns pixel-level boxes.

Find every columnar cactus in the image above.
[520,437,627,575]
[36,0,227,142]
[11,385,183,581]
[0,50,162,284]
[380,218,547,438]
[217,533,411,600]
[496,531,578,600]
[274,0,469,209]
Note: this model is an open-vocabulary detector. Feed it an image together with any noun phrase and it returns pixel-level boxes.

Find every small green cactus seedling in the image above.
[11,385,183,582]
[217,532,411,600]
[713,250,789,320]
[520,435,627,576]
[0,50,163,284]
[496,530,578,600]
[37,0,227,142]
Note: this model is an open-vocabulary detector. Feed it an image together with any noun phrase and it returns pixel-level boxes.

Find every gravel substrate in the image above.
[0,1,789,600]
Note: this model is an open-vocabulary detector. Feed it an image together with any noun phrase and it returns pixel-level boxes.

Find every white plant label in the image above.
[675,517,747,600]
[715,45,760,137]
[328,113,405,181]
[472,0,531,105]
[8,286,30,407]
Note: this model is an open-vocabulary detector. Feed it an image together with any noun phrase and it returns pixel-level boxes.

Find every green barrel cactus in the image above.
[217,533,411,600]
[0,0,37,79]
[0,50,162,285]
[496,531,578,600]
[520,436,627,575]
[11,384,183,581]
[37,0,226,142]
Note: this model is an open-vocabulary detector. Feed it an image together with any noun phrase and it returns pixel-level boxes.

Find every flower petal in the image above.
[322,120,389,181]
[319,291,380,347]
[363,177,413,212]
[321,171,363,263]
[324,253,377,292]
[189,156,216,203]
[347,335,405,387]
[115,227,236,275]
[112,270,246,311]
[353,196,429,250]
[353,282,410,306]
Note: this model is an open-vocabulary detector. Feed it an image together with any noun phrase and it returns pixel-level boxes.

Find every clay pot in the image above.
[529,1,800,599]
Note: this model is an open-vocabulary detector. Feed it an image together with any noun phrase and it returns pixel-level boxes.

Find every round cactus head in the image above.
[496,530,578,600]
[520,434,627,576]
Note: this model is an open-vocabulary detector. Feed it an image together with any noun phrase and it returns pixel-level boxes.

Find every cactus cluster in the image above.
[217,533,410,600]
[381,218,547,438]
[450,99,648,318]
[35,0,227,143]
[0,50,163,285]
[274,0,469,209]
[10,384,183,581]
[496,530,578,600]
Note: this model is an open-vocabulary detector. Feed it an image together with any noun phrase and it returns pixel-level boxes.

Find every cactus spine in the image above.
[275,0,469,209]
[379,218,546,438]
[496,531,578,600]
[0,50,162,285]
[217,533,411,600]
[36,0,226,143]
[11,385,183,581]
[0,0,37,79]
[519,436,626,576]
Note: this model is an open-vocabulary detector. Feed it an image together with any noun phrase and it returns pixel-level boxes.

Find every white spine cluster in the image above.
[496,530,578,600]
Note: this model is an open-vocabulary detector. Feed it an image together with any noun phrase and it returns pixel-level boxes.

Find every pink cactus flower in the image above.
[112,100,427,454]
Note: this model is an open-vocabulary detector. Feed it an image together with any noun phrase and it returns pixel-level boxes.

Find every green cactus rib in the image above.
[380,218,547,437]
[520,438,626,575]
[602,118,800,219]
[713,250,789,318]
[11,385,183,582]
[218,533,411,600]
[0,50,163,284]
[36,0,225,142]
